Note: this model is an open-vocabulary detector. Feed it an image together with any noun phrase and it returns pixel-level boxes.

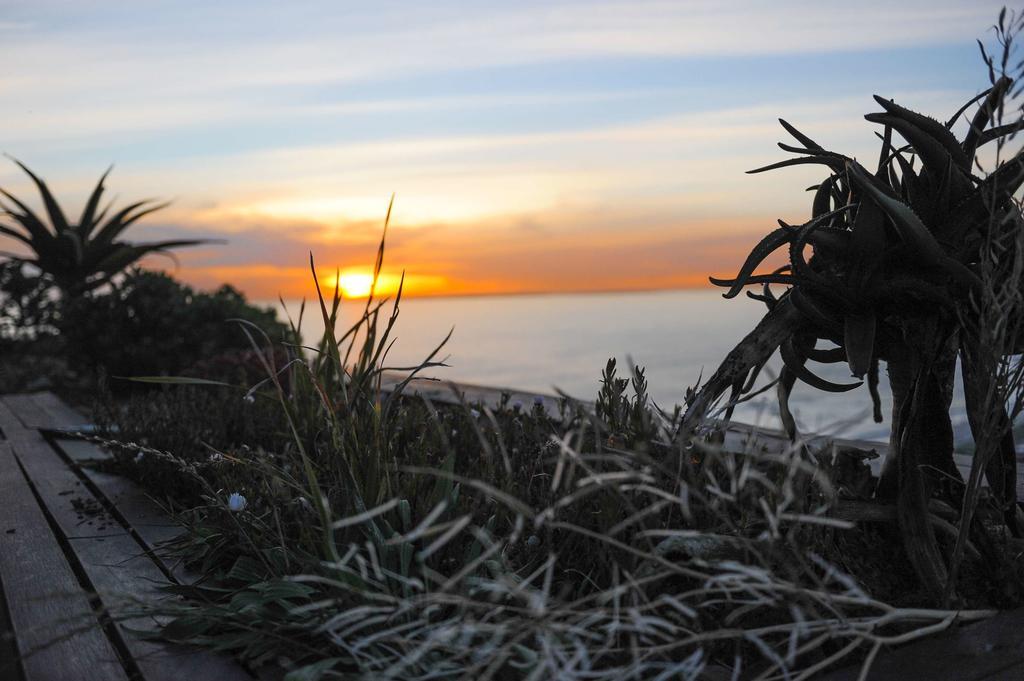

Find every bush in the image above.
[60,268,291,383]
[0,260,59,345]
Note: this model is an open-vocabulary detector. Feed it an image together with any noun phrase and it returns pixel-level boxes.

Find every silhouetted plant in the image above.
[0,159,212,297]
[681,40,1024,598]
[0,260,58,342]
[60,268,289,381]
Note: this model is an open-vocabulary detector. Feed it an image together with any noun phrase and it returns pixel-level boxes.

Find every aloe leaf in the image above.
[979,147,1024,197]
[710,225,793,298]
[871,96,970,170]
[945,87,993,129]
[865,113,972,199]
[805,227,850,253]
[58,231,83,266]
[868,276,952,306]
[709,272,797,291]
[850,196,886,257]
[789,288,843,333]
[90,239,213,276]
[778,118,824,151]
[91,199,165,247]
[978,120,1024,147]
[877,124,893,177]
[868,357,883,423]
[804,345,847,363]
[748,155,845,175]
[8,158,70,234]
[845,161,944,265]
[812,175,836,217]
[777,364,800,440]
[963,75,1013,161]
[0,188,56,246]
[79,166,112,238]
[780,338,862,392]
[0,223,31,246]
[843,313,876,378]
[937,256,983,292]
[788,204,856,285]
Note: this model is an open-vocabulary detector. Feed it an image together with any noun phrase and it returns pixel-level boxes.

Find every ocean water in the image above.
[266,289,971,444]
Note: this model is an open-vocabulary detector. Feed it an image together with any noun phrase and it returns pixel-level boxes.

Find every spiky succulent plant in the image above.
[680,75,1024,597]
[0,159,213,296]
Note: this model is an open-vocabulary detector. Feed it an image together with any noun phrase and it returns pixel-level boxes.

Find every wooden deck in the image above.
[821,608,1024,680]
[0,392,253,681]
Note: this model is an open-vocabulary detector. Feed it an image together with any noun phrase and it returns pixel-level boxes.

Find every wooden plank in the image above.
[30,392,92,430]
[0,570,25,681]
[822,608,1024,680]
[1,403,252,681]
[979,658,1024,680]
[55,437,113,464]
[0,440,129,681]
[1,394,53,430]
[68,459,187,578]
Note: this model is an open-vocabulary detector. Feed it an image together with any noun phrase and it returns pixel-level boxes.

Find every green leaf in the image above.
[255,580,316,601]
[284,658,342,681]
[227,555,267,583]
[124,375,235,387]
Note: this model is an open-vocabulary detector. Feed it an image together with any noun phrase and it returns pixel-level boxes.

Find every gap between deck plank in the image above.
[0,439,129,681]
[2,399,252,681]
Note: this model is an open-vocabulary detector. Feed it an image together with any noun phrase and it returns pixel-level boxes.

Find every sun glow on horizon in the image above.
[325,269,447,299]
[336,270,375,298]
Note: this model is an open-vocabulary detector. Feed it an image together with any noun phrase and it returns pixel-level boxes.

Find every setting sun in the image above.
[337,271,375,298]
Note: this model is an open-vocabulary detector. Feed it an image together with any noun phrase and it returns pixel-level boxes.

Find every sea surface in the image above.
[266,289,973,445]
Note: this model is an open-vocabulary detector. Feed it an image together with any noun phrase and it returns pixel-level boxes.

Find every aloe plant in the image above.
[0,160,213,296]
[680,75,1024,598]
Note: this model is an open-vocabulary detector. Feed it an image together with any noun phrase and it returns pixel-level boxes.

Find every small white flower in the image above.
[451,429,458,437]
[209,452,223,463]
[296,496,313,514]
[228,493,248,512]
[470,408,481,419]
[134,451,145,464]
[243,394,256,404]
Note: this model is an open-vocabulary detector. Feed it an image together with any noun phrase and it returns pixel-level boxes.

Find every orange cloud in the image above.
[150,211,783,301]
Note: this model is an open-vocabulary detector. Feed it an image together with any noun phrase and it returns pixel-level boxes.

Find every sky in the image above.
[0,0,1014,299]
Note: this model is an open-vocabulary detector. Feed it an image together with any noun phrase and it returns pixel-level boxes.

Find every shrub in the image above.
[681,22,1024,599]
[60,268,291,383]
[0,260,59,344]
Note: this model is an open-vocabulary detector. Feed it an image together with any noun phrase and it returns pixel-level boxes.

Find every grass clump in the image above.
[88,219,1015,681]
